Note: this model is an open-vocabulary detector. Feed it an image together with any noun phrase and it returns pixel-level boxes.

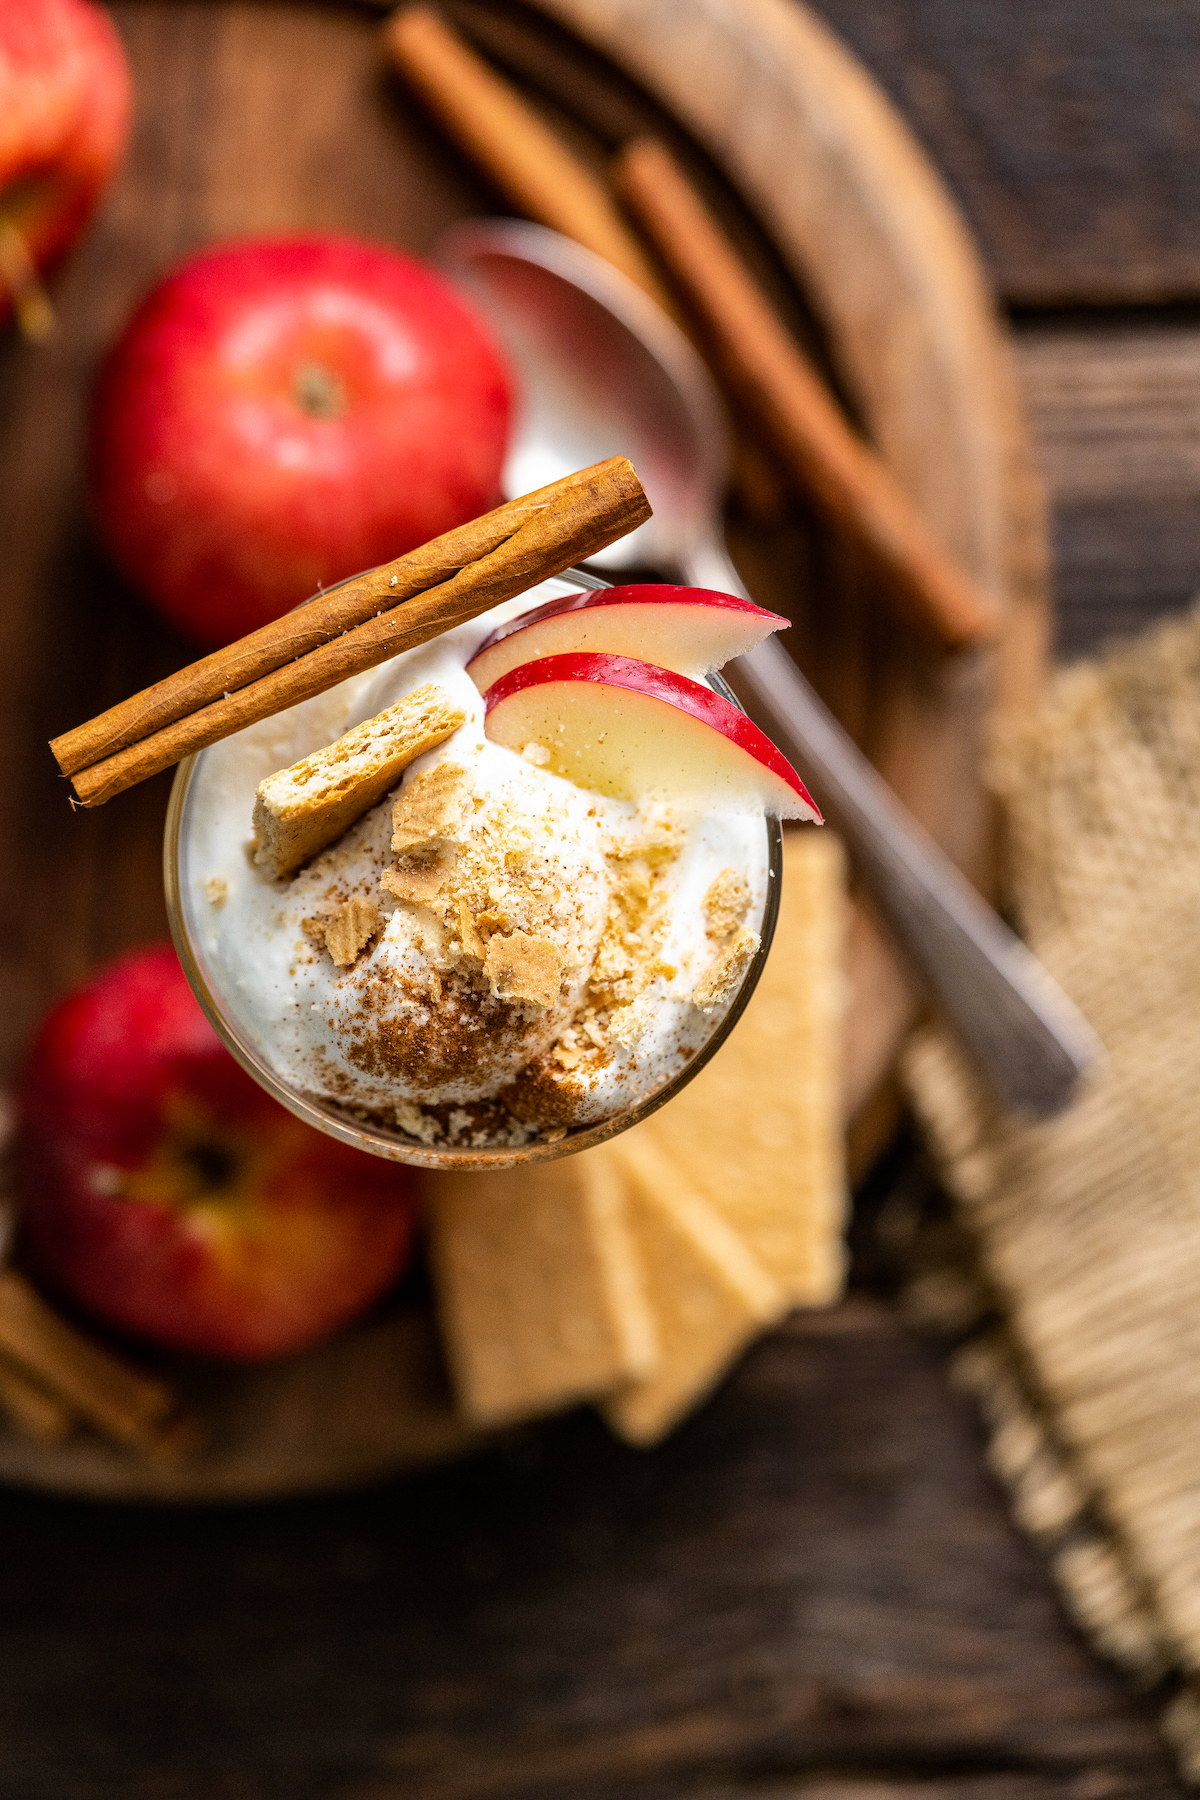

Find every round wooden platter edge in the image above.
[0,0,1048,1502]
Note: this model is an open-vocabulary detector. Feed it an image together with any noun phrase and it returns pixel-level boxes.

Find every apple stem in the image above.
[0,220,56,343]
[293,360,346,419]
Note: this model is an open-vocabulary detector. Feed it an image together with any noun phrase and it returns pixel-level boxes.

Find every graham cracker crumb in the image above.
[391,762,473,852]
[381,853,452,905]
[457,897,486,960]
[204,876,228,908]
[588,831,679,1017]
[323,895,381,968]
[395,1099,440,1144]
[692,925,759,1012]
[484,932,564,1008]
[704,868,750,939]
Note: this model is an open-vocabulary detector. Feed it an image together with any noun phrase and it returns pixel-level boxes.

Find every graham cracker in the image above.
[320,896,379,968]
[424,1155,658,1428]
[252,684,465,879]
[390,760,474,852]
[483,932,564,1008]
[634,829,847,1304]
[599,1135,786,1445]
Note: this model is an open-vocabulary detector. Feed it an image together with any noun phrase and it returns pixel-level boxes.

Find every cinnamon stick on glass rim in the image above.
[54,456,651,808]
[612,138,1001,652]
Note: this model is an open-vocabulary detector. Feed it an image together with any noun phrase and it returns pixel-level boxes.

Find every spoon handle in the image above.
[681,544,1102,1117]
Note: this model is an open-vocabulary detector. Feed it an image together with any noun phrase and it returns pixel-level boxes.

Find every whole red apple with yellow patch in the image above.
[0,0,132,333]
[16,944,419,1360]
[88,235,513,646]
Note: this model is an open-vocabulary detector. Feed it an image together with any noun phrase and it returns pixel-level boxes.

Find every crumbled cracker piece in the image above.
[395,1100,439,1144]
[322,895,380,968]
[380,853,452,905]
[204,876,228,908]
[457,897,485,960]
[587,831,679,1019]
[484,931,563,1008]
[425,1156,658,1427]
[252,685,465,879]
[704,867,750,939]
[599,1135,785,1444]
[391,761,473,852]
[692,925,759,1011]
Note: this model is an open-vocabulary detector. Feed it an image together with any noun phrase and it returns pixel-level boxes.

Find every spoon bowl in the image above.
[443,219,727,579]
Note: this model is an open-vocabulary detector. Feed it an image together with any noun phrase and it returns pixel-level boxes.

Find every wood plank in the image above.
[803,0,1200,307]
[1014,323,1200,658]
[0,1302,1180,1798]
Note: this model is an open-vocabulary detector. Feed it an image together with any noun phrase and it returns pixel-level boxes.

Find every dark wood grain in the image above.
[1014,322,1200,657]
[0,1302,1181,1800]
[804,0,1200,307]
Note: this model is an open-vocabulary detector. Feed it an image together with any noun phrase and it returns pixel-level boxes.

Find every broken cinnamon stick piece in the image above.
[0,1269,174,1449]
[613,138,1001,651]
[0,1356,74,1444]
[60,457,650,807]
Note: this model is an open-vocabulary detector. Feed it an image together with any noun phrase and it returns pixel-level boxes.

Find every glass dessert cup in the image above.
[164,573,783,1171]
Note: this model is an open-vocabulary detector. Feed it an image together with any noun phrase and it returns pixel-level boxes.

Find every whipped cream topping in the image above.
[176,577,771,1149]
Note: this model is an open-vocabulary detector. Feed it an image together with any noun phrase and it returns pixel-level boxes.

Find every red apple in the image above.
[467,583,788,692]
[0,0,132,331]
[15,943,420,1361]
[483,651,822,819]
[88,235,513,646]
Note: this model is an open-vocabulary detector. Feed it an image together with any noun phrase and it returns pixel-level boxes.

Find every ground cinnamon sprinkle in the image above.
[270,746,758,1147]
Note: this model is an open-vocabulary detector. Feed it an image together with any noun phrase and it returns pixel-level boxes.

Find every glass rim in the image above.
[163,576,785,1171]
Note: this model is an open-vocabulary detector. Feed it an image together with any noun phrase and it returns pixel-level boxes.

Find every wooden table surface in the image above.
[3,2,1200,1795]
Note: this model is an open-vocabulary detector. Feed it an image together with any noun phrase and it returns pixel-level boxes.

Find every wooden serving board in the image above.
[0,0,1047,1500]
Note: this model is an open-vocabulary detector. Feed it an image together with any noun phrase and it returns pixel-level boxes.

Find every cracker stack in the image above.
[425,830,847,1445]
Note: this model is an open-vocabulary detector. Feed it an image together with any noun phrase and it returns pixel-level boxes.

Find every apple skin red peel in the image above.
[482,650,821,820]
[467,582,789,689]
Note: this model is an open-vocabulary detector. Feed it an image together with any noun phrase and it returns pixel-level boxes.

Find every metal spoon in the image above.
[441,218,1101,1117]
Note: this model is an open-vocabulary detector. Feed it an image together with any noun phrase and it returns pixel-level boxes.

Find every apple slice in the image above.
[483,653,822,820]
[467,584,787,693]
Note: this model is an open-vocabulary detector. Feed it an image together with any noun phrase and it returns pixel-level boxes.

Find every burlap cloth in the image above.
[901,603,1200,1779]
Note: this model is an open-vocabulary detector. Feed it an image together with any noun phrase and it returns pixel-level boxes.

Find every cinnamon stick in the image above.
[384,7,672,312]
[66,456,650,807]
[52,461,626,780]
[0,1269,173,1449]
[383,7,787,525]
[0,1355,73,1443]
[613,138,1001,651]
